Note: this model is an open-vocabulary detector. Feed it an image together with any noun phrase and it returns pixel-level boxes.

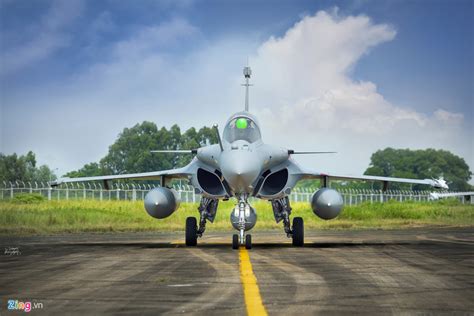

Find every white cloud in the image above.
[245,10,471,177]
[112,18,199,60]
[2,10,472,181]
[434,109,464,124]
[0,0,84,76]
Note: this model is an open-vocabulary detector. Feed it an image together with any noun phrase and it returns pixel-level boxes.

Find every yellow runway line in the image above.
[239,248,268,316]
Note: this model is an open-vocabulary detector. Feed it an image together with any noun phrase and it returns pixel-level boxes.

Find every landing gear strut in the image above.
[232,195,252,249]
[271,197,304,246]
[185,197,218,246]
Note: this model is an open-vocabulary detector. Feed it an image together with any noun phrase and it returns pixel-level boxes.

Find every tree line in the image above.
[0,151,56,184]
[364,148,472,191]
[1,121,472,191]
[65,122,217,177]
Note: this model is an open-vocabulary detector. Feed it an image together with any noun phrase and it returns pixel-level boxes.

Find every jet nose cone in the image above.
[220,151,261,193]
[230,163,257,183]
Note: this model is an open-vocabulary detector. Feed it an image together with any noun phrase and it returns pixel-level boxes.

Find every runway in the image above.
[1,228,473,315]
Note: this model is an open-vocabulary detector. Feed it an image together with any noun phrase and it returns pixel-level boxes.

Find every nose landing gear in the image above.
[231,195,253,249]
[232,233,252,249]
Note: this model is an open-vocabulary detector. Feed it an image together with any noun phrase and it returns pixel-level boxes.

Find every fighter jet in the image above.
[51,67,449,249]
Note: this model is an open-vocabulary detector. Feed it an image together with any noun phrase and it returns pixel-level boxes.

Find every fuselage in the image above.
[196,111,289,196]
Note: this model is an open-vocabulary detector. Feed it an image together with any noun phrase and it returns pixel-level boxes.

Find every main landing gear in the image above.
[185,217,198,246]
[185,197,218,246]
[186,196,303,248]
[271,197,304,246]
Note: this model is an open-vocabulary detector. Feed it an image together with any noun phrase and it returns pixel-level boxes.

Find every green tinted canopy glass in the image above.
[235,118,248,129]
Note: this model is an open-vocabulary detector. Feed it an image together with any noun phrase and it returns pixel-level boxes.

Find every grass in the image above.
[0,198,473,235]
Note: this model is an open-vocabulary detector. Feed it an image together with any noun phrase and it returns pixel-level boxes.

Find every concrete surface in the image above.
[1,228,473,315]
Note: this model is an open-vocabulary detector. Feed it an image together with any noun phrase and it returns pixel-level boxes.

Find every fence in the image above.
[1,180,472,205]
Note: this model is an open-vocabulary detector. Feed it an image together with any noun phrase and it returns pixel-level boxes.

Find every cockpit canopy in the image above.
[223,115,261,143]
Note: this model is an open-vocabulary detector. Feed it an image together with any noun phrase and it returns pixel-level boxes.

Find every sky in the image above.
[1,0,473,183]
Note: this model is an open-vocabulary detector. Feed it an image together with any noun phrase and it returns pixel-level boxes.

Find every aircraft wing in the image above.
[299,169,449,190]
[50,166,191,187]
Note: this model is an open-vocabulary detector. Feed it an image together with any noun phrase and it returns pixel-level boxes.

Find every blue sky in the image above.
[1,0,472,182]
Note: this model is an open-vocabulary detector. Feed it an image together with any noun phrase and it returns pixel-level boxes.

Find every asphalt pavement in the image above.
[1,228,473,315]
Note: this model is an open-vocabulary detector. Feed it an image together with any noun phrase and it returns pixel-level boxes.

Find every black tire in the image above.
[292,217,304,247]
[245,234,252,249]
[185,217,197,246]
[232,234,239,250]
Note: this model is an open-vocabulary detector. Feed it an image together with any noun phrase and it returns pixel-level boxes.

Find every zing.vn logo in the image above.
[7,300,44,313]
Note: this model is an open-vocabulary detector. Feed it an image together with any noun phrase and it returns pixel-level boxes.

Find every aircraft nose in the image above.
[220,151,261,193]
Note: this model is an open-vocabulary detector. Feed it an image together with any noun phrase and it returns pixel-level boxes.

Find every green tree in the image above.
[364,148,472,191]
[196,126,218,146]
[0,151,56,183]
[100,122,180,174]
[67,122,219,177]
[64,163,103,178]
[35,165,57,183]
[24,151,37,180]
[0,153,26,181]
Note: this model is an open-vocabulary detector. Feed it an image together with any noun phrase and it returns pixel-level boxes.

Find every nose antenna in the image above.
[242,65,252,112]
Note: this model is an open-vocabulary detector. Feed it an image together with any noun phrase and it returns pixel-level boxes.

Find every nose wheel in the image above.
[245,234,252,249]
[231,195,254,250]
[232,233,252,249]
[232,234,239,249]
